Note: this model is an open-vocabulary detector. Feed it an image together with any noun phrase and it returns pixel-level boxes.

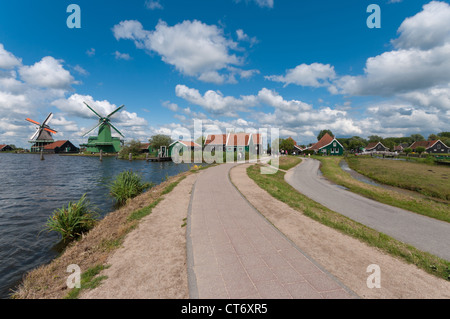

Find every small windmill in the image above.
[79,102,125,153]
[26,113,57,152]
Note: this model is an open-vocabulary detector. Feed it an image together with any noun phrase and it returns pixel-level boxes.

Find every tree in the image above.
[415,146,426,157]
[410,134,424,142]
[148,134,172,149]
[317,130,333,141]
[428,134,439,141]
[368,135,383,143]
[195,136,206,148]
[118,139,142,158]
[280,138,295,154]
[404,148,412,156]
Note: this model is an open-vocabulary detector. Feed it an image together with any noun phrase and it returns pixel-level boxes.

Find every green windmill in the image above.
[80,102,125,153]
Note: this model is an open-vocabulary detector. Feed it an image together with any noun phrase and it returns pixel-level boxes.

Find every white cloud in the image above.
[334,1,450,97]
[113,19,254,84]
[266,63,336,88]
[236,29,258,46]
[0,44,22,69]
[145,0,163,10]
[257,88,312,112]
[175,84,258,116]
[19,56,76,89]
[86,48,96,57]
[114,51,132,60]
[234,0,274,8]
[392,1,450,50]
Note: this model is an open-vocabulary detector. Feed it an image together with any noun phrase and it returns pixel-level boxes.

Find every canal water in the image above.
[0,153,193,298]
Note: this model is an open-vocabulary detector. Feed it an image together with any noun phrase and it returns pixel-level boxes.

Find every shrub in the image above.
[44,194,98,242]
[109,170,153,206]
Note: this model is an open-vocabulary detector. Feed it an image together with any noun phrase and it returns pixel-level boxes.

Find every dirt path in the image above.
[80,173,198,299]
[230,164,450,299]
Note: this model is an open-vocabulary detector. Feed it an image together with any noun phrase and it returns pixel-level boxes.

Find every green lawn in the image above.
[346,157,450,201]
[315,156,450,223]
[246,164,450,281]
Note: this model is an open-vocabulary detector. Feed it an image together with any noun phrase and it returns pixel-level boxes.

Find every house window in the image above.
[239,147,243,151]
[333,142,336,147]
[437,144,441,149]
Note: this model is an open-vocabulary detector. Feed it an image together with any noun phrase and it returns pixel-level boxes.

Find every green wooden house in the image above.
[309,133,344,155]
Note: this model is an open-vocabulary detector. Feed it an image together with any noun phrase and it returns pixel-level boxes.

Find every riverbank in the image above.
[11,166,201,299]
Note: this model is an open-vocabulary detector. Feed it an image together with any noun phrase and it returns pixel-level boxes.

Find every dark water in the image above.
[0,153,193,298]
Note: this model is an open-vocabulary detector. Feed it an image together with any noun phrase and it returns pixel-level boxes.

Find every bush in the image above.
[44,194,98,242]
[109,170,153,206]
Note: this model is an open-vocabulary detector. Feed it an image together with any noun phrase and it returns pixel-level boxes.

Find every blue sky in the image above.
[0,0,449,148]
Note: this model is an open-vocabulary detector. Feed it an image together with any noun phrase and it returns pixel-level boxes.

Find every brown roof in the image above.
[310,133,334,150]
[252,133,262,145]
[365,141,388,150]
[0,144,7,150]
[140,143,151,149]
[410,140,438,149]
[227,133,250,146]
[178,140,201,147]
[205,134,227,145]
[43,140,69,150]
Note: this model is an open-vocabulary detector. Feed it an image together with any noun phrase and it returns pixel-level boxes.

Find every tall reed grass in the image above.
[109,170,153,206]
[44,194,98,242]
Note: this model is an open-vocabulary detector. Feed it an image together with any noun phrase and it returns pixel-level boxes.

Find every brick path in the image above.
[186,163,357,299]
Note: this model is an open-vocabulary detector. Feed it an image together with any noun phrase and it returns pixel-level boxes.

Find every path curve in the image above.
[285,158,450,261]
[187,163,357,299]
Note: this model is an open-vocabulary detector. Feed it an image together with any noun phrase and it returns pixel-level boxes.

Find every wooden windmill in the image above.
[26,113,58,152]
[79,102,125,153]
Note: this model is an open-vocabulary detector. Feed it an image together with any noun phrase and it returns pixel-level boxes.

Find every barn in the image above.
[365,141,389,152]
[43,140,79,154]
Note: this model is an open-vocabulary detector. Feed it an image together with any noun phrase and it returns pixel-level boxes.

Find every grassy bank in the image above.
[346,157,450,201]
[247,161,450,281]
[11,165,203,299]
[316,156,449,223]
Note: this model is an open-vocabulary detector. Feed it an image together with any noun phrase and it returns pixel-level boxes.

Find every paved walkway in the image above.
[186,163,357,299]
[285,158,450,261]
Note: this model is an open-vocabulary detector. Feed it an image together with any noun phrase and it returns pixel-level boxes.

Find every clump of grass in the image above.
[64,264,110,299]
[109,170,153,206]
[44,194,99,242]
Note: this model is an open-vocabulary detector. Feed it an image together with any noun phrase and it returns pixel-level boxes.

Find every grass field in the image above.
[316,156,449,223]
[346,157,450,201]
[246,163,450,281]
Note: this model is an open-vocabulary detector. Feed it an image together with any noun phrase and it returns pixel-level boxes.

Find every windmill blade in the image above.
[42,113,53,126]
[30,129,40,140]
[82,121,102,137]
[109,122,125,138]
[26,118,41,126]
[83,102,103,119]
[106,105,125,119]
[44,127,58,134]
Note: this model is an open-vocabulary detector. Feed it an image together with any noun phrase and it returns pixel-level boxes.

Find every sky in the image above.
[0,0,449,148]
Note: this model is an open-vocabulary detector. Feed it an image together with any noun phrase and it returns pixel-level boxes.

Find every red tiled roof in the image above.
[140,143,151,149]
[0,144,6,150]
[365,142,379,150]
[43,140,68,150]
[227,133,250,146]
[205,134,227,145]
[410,140,438,149]
[178,140,200,147]
[310,133,334,150]
[252,133,262,145]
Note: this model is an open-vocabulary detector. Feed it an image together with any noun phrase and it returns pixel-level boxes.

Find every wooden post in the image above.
[99,149,103,161]
[40,149,44,160]
[129,153,132,161]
